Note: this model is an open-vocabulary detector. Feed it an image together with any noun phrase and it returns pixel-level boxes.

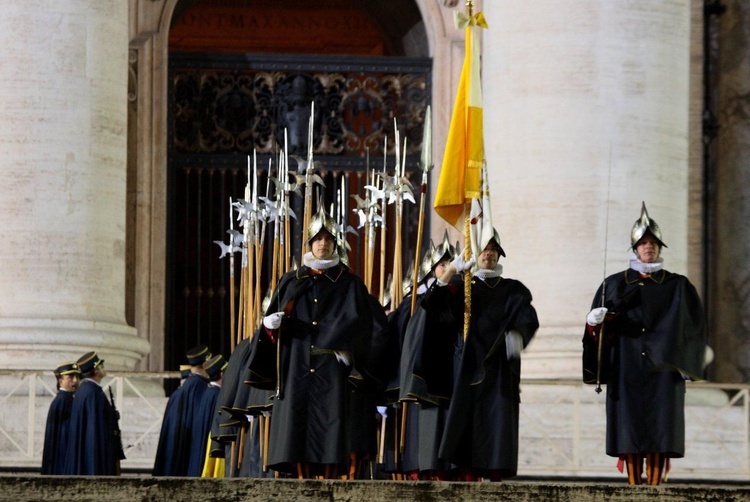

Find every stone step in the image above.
[0,476,747,502]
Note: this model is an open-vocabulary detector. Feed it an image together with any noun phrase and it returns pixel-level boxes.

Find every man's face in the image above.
[59,374,80,392]
[635,235,661,263]
[434,260,449,278]
[96,363,107,379]
[478,247,500,270]
[311,231,335,260]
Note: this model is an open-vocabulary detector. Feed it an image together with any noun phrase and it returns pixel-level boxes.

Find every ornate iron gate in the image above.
[166,53,432,373]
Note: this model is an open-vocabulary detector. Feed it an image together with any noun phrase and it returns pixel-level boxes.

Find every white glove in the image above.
[376,406,388,417]
[334,351,352,367]
[263,311,284,330]
[450,255,476,272]
[586,307,608,326]
[505,330,524,360]
[703,345,714,368]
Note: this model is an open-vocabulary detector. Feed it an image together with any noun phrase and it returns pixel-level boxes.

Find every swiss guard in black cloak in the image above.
[41,362,81,474]
[429,230,538,481]
[584,203,708,486]
[246,204,388,479]
[153,345,212,476]
[64,352,123,475]
[394,233,458,480]
[188,354,228,477]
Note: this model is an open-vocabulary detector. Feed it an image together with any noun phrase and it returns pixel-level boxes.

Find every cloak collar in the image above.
[624,267,666,284]
[473,275,503,288]
[296,263,345,283]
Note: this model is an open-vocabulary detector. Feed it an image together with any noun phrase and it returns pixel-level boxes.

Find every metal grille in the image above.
[166,53,432,375]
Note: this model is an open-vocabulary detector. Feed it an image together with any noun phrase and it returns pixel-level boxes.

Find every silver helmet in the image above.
[418,231,456,283]
[307,203,337,243]
[402,261,415,295]
[417,241,436,284]
[630,201,667,250]
[484,228,506,257]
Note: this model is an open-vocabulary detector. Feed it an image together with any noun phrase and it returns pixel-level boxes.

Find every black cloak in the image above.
[63,379,121,475]
[584,268,707,457]
[41,390,74,475]
[397,279,464,474]
[187,383,221,476]
[431,276,538,476]
[152,372,209,476]
[246,263,388,473]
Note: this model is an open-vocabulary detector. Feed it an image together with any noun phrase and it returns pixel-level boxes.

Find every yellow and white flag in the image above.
[434,11,488,227]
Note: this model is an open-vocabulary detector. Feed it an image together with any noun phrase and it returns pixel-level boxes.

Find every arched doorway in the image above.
[163,0,432,377]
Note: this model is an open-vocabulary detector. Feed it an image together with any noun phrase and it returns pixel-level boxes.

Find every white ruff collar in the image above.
[303,251,340,271]
[473,263,503,281]
[417,278,435,295]
[629,257,664,275]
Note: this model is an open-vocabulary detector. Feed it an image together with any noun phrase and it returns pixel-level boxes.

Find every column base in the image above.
[0,318,150,370]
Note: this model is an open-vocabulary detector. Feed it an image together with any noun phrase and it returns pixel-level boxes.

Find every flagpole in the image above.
[463,205,472,341]
[434,0,485,340]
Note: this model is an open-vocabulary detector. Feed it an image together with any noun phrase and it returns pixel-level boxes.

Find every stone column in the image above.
[712,2,750,383]
[0,1,150,370]
[482,1,692,378]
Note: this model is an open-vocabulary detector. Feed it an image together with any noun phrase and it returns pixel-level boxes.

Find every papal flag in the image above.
[434,9,488,227]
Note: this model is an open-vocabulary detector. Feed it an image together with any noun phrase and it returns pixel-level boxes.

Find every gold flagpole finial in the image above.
[466,0,474,17]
